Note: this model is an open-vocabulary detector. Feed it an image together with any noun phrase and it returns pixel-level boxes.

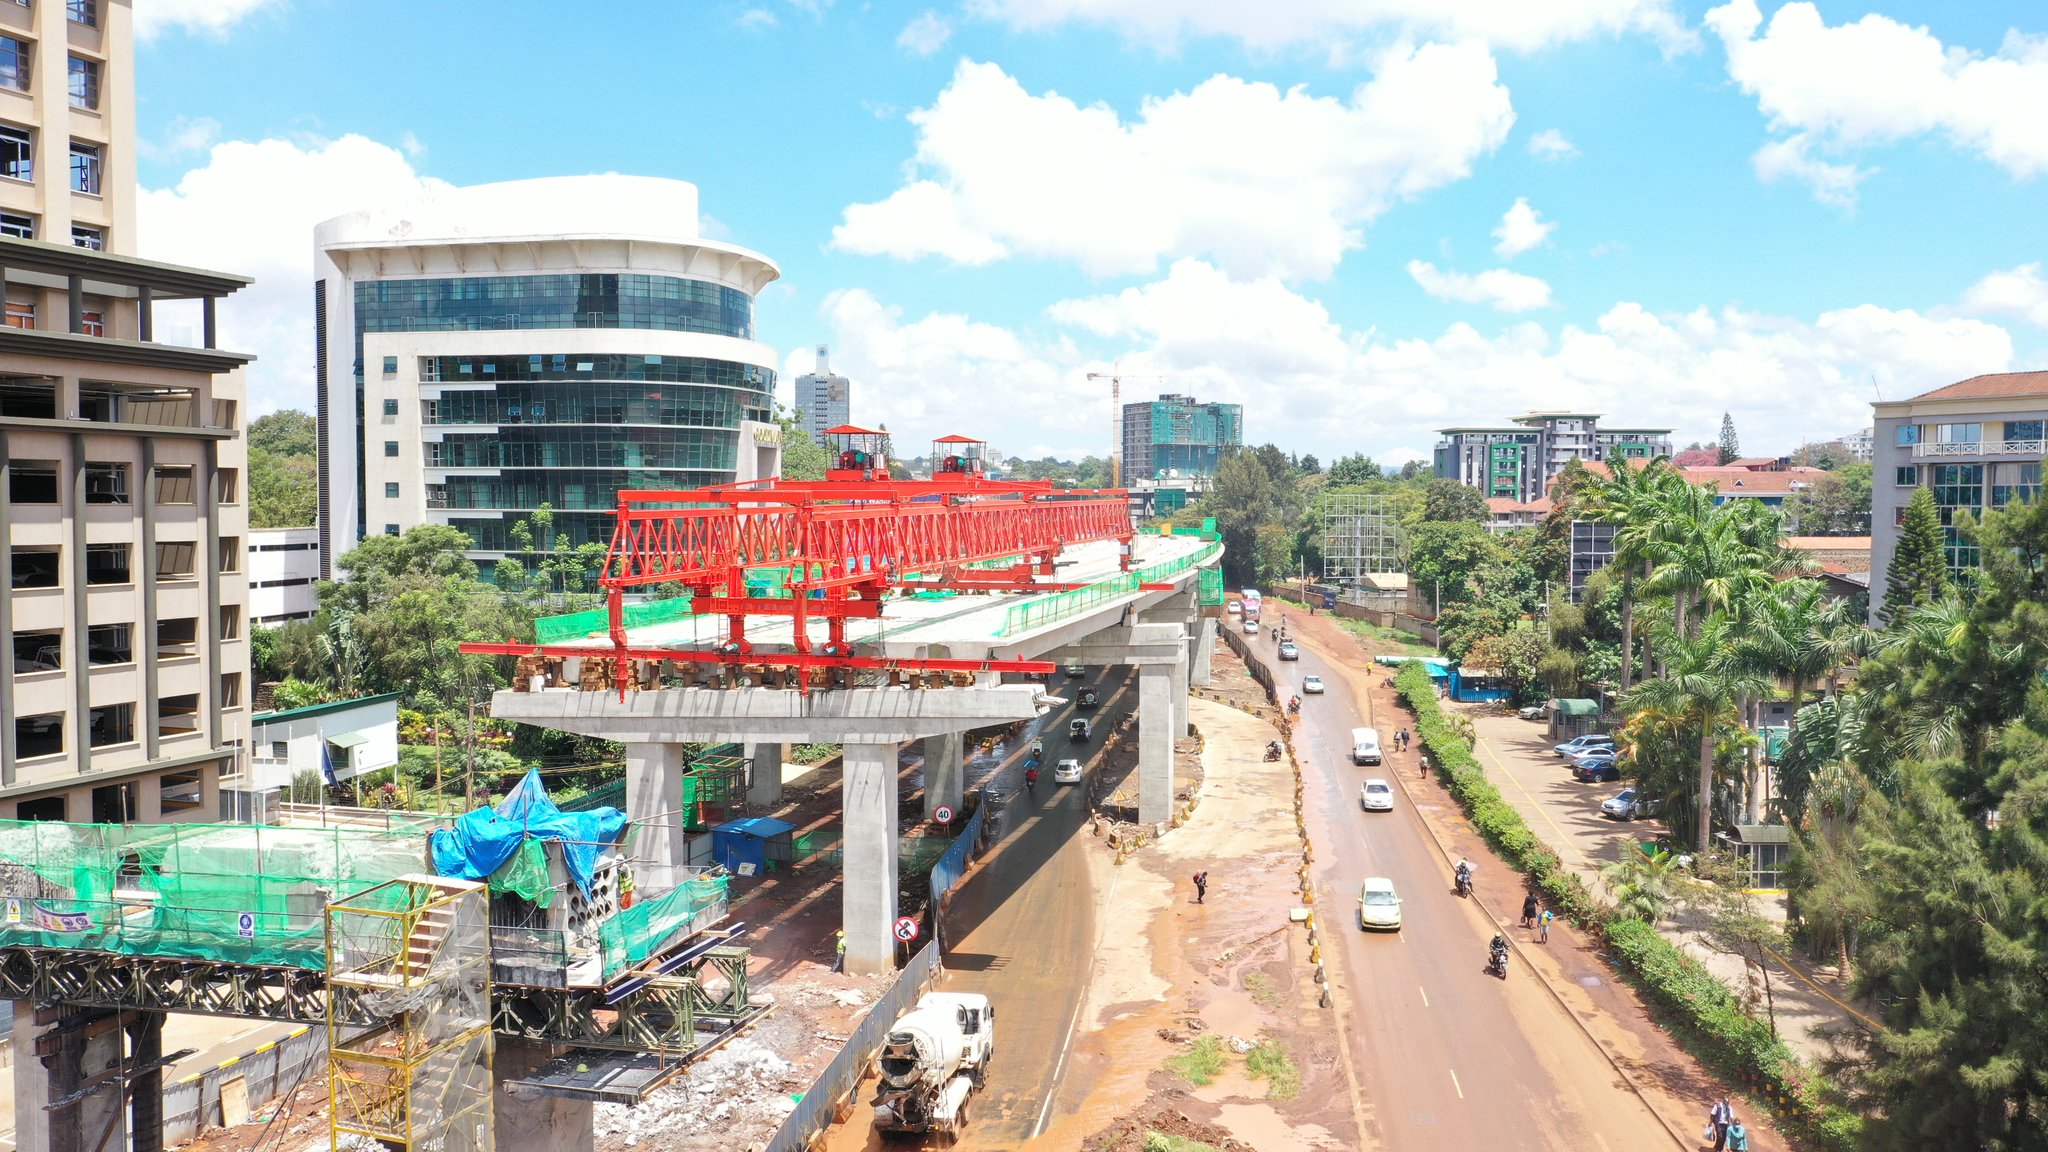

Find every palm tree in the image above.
[1624,615,1772,852]
[1592,457,1680,692]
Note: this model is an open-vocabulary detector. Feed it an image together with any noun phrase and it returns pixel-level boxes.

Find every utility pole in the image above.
[464,697,477,811]
[433,725,444,815]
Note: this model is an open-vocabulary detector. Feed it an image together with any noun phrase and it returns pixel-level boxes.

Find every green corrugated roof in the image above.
[1554,698,1601,717]
[253,692,401,725]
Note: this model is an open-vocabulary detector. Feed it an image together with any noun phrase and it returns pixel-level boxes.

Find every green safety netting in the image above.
[0,819,428,969]
[487,838,555,908]
[1199,567,1225,606]
[599,874,730,978]
[534,597,700,644]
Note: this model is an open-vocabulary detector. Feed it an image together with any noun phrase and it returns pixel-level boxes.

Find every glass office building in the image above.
[314,177,784,577]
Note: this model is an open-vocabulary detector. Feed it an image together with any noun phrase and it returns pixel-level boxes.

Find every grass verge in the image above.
[1244,1039,1302,1100]
[1164,1036,1227,1086]
[1143,1134,1221,1152]
[1330,616,1436,656]
[1242,970,1282,1010]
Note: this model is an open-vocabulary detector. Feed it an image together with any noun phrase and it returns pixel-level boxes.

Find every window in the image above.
[159,694,199,734]
[1894,466,1918,486]
[16,796,67,821]
[384,440,400,457]
[1896,424,1920,446]
[0,211,34,240]
[10,545,59,589]
[382,398,399,416]
[3,300,31,329]
[1931,463,1985,570]
[1935,422,1982,445]
[270,741,289,759]
[0,37,27,93]
[0,124,29,181]
[155,541,195,580]
[9,460,58,503]
[11,630,61,672]
[385,523,400,536]
[217,467,239,504]
[153,464,195,504]
[79,310,102,337]
[219,535,241,573]
[84,461,129,504]
[86,623,131,665]
[1992,461,2042,508]
[385,482,400,498]
[68,140,99,194]
[88,703,134,748]
[71,225,102,250]
[67,56,99,110]
[160,771,203,812]
[220,672,242,707]
[382,356,398,375]
[0,376,54,417]
[2005,419,2044,444]
[156,617,197,651]
[76,388,119,421]
[15,714,63,760]
[219,604,241,640]
[67,0,97,28]
[85,543,129,584]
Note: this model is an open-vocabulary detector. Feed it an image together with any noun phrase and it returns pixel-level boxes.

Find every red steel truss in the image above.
[459,433,1134,690]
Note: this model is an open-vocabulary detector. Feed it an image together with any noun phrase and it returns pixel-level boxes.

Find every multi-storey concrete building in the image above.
[246,525,318,625]
[0,0,255,823]
[313,176,785,580]
[1120,393,1241,484]
[1435,411,1671,503]
[1870,371,2047,621]
[793,343,849,445]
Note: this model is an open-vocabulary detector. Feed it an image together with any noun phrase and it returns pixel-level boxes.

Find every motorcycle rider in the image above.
[1454,857,1474,896]
[1489,933,1510,976]
[1025,765,1039,795]
[1265,740,1283,761]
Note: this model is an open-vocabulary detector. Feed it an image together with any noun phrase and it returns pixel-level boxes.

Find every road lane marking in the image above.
[1448,1069,1464,1099]
[1419,987,1429,1007]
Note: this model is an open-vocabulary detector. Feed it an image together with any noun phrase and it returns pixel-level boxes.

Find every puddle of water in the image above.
[1213,1102,1327,1152]
[1578,975,1604,986]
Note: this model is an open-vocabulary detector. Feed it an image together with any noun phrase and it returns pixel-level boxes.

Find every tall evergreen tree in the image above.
[1716,412,1741,464]
[1881,486,1952,624]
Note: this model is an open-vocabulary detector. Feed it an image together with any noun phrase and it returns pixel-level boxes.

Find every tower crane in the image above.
[1086,366,1181,488]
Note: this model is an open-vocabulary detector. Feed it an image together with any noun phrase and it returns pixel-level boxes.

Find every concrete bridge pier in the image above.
[12,1002,147,1152]
[1137,664,1178,824]
[922,731,964,821]
[625,741,688,868]
[745,741,787,807]
[1191,615,1217,686]
[495,1038,596,1152]
[842,740,902,974]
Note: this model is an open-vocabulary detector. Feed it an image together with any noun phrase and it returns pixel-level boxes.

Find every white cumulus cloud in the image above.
[969,0,1694,54]
[135,0,283,38]
[898,10,953,55]
[1408,260,1555,312]
[1707,0,2048,198]
[1750,132,1871,209]
[831,49,1515,280]
[1962,263,2048,327]
[1527,128,1579,161]
[1492,197,1554,258]
[137,135,454,416]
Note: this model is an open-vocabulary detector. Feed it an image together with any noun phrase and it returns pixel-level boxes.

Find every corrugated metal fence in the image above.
[164,1025,325,1147]
[763,940,941,1152]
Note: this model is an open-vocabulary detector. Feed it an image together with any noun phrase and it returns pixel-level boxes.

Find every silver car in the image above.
[1359,779,1394,812]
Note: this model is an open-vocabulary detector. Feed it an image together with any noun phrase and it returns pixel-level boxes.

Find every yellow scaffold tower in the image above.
[325,875,494,1152]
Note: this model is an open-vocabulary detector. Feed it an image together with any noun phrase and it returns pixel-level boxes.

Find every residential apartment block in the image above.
[794,343,849,445]
[1871,371,2047,621]
[1120,393,1242,483]
[247,525,318,626]
[313,176,785,580]
[0,0,256,825]
[1435,411,1671,503]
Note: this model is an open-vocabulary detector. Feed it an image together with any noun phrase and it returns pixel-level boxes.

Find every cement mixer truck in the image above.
[871,992,995,1140]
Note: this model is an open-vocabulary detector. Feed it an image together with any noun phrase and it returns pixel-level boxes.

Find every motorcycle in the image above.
[1287,696,1301,715]
[1454,864,1474,898]
[1487,936,1510,980]
[1264,741,1283,762]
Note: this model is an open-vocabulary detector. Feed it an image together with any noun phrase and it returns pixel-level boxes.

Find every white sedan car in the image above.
[1358,877,1403,931]
[1052,758,1083,785]
[1302,675,1325,695]
[1359,779,1395,811]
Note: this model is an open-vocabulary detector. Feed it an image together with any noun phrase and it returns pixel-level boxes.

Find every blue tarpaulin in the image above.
[429,770,626,895]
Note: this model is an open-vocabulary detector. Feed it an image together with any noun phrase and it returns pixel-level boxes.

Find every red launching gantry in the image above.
[461,429,1145,693]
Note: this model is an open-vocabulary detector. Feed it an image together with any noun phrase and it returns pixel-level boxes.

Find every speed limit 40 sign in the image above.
[933,805,955,824]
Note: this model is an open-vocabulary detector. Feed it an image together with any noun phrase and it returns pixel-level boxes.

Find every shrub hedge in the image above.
[1392,663,1859,1152]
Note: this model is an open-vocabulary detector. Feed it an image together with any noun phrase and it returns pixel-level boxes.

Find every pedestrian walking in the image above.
[1521,892,1539,929]
[830,929,846,974]
[1539,906,1553,944]
[1708,1097,1734,1150]
[1725,1118,1749,1152]
[1193,871,1209,904]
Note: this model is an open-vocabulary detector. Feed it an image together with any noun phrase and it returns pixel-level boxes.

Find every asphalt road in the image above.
[1271,621,1682,1152]
[822,668,1133,1151]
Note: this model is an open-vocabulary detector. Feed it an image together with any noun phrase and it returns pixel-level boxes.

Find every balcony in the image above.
[1914,439,2046,459]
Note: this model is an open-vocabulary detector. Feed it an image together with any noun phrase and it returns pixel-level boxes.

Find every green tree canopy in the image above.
[249,410,317,457]
[1420,477,1488,523]
[1881,485,1952,624]
[1717,412,1741,464]
[1784,461,1871,535]
[247,409,318,528]
[1326,453,1383,487]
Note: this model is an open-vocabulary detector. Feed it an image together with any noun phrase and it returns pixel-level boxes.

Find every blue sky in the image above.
[132,0,2048,464]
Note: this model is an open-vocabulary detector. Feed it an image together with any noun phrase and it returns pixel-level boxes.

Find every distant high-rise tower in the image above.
[796,345,851,444]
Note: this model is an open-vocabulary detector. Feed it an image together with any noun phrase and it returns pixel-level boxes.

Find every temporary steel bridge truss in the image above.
[460,432,1138,690]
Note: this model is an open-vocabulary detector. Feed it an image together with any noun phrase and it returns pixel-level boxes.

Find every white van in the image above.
[1351,728,1382,766]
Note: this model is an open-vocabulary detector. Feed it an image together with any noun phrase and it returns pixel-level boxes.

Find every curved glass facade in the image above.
[357,274,754,341]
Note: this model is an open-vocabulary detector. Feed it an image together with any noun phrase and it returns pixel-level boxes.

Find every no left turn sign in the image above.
[893,916,920,942]
[933,805,955,824]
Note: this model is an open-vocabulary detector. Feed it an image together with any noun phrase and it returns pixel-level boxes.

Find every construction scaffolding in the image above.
[327,876,494,1152]
[1320,493,1404,586]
